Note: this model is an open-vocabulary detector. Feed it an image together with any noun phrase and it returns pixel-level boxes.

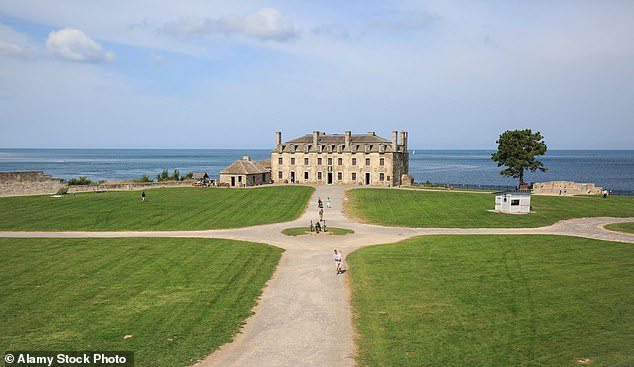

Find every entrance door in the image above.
[327,172,333,184]
[290,171,295,183]
[231,176,235,187]
[365,173,370,185]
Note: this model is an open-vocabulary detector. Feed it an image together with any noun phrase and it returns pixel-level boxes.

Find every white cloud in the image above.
[163,8,299,42]
[46,28,114,63]
[0,39,28,57]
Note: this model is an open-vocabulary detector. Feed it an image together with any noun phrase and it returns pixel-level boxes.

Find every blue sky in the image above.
[1,1,633,149]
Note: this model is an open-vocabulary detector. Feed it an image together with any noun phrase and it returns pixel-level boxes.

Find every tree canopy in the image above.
[491,129,547,186]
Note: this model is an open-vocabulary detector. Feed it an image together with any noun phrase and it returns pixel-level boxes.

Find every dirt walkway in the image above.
[1,185,633,367]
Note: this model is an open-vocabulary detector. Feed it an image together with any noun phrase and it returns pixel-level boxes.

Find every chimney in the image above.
[368,131,376,136]
[243,155,251,161]
[275,131,282,147]
[313,131,320,147]
[400,131,408,150]
[345,131,351,147]
[392,130,398,151]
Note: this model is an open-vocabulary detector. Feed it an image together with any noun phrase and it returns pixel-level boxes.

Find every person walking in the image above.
[326,197,331,208]
[141,191,146,202]
[333,249,343,274]
[319,208,324,221]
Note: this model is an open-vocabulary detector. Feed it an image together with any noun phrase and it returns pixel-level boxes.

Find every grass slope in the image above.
[604,222,634,234]
[347,189,634,228]
[0,186,313,231]
[0,238,283,367]
[348,235,634,367]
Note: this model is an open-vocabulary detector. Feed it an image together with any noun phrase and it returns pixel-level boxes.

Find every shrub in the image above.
[133,175,153,183]
[67,176,92,185]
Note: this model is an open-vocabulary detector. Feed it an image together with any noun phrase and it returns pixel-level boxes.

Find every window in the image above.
[379,173,385,181]
[352,158,357,165]
[338,157,343,165]
[337,172,343,181]
[328,158,333,166]
[291,158,295,165]
[304,158,309,165]
[352,172,357,181]
[278,157,283,164]
[380,158,385,166]
[511,199,520,206]
[317,172,322,180]
[387,176,390,181]
[317,158,322,165]
[365,158,370,166]
[304,172,309,180]
[278,171,282,179]
[238,176,242,182]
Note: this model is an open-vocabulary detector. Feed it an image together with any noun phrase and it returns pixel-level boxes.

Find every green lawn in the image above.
[604,222,634,234]
[347,189,634,228]
[0,186,313,231]
[348,235,634,367]
[0,238,283,367]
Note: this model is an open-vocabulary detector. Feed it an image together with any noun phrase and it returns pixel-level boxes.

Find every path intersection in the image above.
[1,185,632,367]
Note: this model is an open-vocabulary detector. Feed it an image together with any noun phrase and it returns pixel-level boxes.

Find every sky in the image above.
[1,1,633,149]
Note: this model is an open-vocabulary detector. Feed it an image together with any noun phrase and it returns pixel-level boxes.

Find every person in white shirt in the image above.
[333,249,343,274]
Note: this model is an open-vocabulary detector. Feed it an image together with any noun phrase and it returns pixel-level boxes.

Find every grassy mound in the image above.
[604,222,634,234]
[0,238,283,367]
[0,186,313,231]
[348,235,634,367]
[281,227,354,236]
[347,189,634,228]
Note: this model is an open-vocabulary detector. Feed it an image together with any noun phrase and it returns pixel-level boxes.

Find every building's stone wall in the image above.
[0,171,65,197]
[219,172,271,187]
[271,131,409,187]
[532,181,603,196]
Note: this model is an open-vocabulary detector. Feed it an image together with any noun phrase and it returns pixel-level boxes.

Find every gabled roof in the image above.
[286,134,391,144]
[191,172,209,180]
[259,158,272,169]
[221,157,268,175]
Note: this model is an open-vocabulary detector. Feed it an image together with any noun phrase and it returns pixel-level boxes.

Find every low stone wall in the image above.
[0,171,65,197]
[67,180,194,194]
[532,181,603,196]
[0,171,199,197]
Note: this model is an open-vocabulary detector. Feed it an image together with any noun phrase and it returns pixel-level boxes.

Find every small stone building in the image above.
[220,156,271,187]
[271,130,409,186]
[191,172,209,181]
[494,191,531,214]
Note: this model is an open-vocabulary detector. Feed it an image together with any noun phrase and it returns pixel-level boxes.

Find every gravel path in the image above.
[1,185,632,367]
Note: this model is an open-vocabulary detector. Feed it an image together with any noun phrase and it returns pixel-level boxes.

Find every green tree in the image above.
[491,129,547,186]
[156,169,170,182]
[171,169,180,181]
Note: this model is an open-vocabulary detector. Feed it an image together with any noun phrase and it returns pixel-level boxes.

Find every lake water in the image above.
[0,149,632,191]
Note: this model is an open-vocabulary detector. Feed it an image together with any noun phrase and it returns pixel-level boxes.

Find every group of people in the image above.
[314,196,332,231]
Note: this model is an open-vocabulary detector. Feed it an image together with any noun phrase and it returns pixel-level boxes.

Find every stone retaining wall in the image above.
[532,181,603,196]
[0,171,197,197]
[0,171,65,197]
[67,180,193,194]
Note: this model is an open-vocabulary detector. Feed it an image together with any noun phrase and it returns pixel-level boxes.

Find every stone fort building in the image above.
[271,131,409,186]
